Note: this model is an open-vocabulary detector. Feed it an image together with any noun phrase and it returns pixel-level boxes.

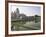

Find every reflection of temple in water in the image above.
[11,8,41,31]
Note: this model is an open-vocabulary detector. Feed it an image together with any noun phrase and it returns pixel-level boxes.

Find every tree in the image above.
[35,15,39,23]
[35,15,39,17]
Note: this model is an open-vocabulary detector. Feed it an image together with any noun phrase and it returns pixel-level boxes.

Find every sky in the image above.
[10,5,41,16]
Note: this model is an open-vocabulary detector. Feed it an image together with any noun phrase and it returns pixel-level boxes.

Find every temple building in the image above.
[11,8,26,20]
[11,8,35,21]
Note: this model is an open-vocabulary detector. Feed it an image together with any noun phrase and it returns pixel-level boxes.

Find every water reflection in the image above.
[11,21,40,31]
